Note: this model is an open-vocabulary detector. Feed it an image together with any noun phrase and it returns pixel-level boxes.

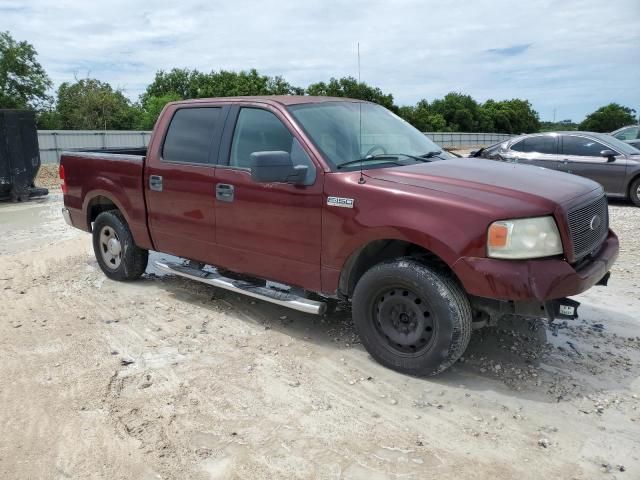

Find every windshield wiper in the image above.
[337,153,434,169]
[337,154,405,169]
[420,150,443,158]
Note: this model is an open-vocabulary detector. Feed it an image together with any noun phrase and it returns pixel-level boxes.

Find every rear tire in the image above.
[352,259,472,376]
[630,177,640,207]
[92,210,148,281]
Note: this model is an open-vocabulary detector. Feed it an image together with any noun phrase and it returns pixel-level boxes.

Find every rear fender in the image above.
[82,182,152,250]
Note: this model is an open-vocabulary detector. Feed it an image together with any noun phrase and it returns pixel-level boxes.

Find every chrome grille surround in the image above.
[567,194,609,261]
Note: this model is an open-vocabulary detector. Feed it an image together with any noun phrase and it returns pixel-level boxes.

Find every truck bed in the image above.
[60,148,152,249]
[66,147,147,157]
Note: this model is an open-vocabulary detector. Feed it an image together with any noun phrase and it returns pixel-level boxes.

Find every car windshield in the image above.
[593,133,640,155]
[288,101,448,169]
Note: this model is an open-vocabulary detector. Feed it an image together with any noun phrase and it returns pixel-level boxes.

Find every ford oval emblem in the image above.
[589,214,602,231]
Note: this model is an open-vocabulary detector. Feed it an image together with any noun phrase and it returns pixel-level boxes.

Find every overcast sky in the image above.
[2,0,639,121]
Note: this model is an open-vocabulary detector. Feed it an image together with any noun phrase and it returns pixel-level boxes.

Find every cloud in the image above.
[487,44,532,56]
[1,0,638,121]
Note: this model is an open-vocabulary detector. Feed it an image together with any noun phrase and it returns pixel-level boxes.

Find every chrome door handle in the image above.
[216,183,234,202]
[149,175,163,192]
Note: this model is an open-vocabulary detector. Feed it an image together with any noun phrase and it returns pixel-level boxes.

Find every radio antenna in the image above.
[357,42,365,184]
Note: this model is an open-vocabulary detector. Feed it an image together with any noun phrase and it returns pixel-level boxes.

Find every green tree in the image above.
[579,103,637,132]
[539,119,577,132]
[306,76,396,111]
[136,92,182,130]
[56,78,137,130]
[36,106,62,129]
[142,68,302,103]
[398,100,447,131]
[0,31,52,109]
[429,93,486,132]
[481,99,540,134]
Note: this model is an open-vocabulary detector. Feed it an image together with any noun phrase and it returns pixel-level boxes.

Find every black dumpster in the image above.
[0,109,48,201]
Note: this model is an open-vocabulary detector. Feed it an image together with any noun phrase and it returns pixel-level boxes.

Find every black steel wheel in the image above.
[352,258,472,376]
[372,287,436,355]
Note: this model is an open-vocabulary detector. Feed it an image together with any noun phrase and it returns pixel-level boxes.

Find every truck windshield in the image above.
[288,101,448,169]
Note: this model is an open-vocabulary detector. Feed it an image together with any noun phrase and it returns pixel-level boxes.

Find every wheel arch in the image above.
[85,194,122,231]
[338,238,461,298]
[627,171,640,199]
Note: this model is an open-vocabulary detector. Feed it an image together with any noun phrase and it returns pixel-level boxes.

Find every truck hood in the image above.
[364,159,601,210]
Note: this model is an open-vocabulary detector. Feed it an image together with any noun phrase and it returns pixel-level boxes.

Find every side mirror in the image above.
[600,149,617,162]
[250,151,308,185]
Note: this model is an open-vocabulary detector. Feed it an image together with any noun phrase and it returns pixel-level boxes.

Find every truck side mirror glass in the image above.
[250,151,308,185]
[600,149,617,162]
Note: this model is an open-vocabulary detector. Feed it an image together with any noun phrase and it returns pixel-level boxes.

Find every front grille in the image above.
[567,195,608,261]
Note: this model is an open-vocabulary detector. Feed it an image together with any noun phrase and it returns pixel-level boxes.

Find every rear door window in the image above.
[561,136,609,157]
[162,107,222,164]
[614,126,639,141]
[510,136,557,154]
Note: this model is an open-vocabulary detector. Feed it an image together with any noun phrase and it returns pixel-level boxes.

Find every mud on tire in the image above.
[92,210,148,281]
[352,258,472,376]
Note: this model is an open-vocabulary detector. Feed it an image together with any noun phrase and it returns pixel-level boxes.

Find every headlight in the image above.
[487,216,563,259]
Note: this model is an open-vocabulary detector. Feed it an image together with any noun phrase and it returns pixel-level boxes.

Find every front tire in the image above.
[630,177,640,207]
[352,259,472,376]
[92,210,148,281]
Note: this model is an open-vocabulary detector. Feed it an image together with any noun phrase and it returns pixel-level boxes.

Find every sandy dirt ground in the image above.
[1,188,639,480]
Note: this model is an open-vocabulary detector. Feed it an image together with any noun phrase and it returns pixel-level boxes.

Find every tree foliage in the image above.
[539,119,577,132]
[306,76,396,111]
[0,31,52,109]
[143,68,303,103]
[397,100,447,131]
[428,93,489,132]
[136,92,182,130]
[578,103,637,132]
[481,98,540,134]
[56,78,137,130]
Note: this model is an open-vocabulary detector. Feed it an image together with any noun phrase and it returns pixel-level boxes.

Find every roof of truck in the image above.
[171,95,365,106]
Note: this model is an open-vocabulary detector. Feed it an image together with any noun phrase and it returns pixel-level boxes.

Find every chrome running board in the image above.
[154,261,326,315]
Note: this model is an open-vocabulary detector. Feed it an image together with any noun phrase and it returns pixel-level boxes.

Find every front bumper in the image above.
[453,230,619,302]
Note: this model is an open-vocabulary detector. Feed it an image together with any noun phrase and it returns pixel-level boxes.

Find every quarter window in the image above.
[561,136,609,157]
[162,107,221,164]
[510,136,556,154]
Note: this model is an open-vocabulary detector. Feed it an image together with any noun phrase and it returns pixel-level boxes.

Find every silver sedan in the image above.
[472,132,640,206]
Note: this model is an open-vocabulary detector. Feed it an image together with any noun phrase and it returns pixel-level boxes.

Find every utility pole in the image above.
[553,108,556,123]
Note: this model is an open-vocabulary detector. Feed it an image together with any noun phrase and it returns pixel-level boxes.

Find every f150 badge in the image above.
[327,196,354,208]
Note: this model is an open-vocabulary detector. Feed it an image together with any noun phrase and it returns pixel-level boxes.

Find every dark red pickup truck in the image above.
[60,96,618,375]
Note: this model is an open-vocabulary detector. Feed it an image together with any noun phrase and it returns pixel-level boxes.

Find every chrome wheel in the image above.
[99,225,122,270]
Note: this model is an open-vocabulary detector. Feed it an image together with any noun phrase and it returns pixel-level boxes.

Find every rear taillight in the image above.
[59,164,68,194]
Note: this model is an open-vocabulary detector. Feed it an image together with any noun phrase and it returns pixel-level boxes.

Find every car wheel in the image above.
[352,258,472,376]
[92,210,148,281]
[630,177,640,207]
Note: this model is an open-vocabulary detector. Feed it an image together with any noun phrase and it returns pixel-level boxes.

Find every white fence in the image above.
[38,130,152,164]
[37,130,514,164]
[424,132,514,148]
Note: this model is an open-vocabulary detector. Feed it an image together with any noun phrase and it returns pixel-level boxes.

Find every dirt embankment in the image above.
[35,164,61,189]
